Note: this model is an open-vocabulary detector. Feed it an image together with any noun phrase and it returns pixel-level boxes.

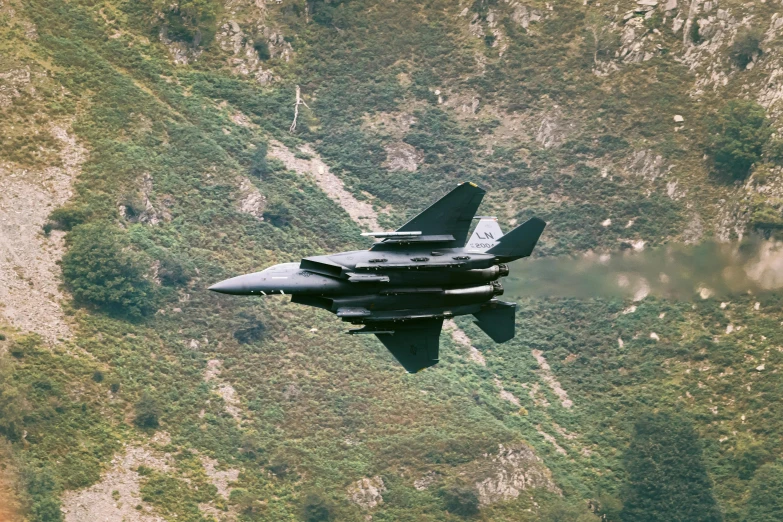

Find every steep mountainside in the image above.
[2,0,783,520]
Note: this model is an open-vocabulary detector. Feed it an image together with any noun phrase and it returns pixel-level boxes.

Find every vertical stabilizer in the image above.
[486,217,546,261]
[467,217,503,252]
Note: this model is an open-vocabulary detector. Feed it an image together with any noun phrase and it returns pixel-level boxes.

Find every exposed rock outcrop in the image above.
[470,444,560,505]
[0,123,84,341]
[216,19,292,84]
[201,456,240,499]
[119,173,170,225]
[347,476,386,509]
[61,435,172,522]
[627,149,672,182]
[205,359,243,423]
[237,178,266,218]
[159,28,201,66]
[413,471,440,491]
[384,142,423,172]
[508,2,543,29]
[536,112,570,149]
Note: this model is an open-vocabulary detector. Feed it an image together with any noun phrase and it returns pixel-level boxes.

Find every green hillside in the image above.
[1,0,783,520]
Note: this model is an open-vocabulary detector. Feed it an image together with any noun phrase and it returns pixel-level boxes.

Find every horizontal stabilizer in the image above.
[473,301,516,343]
[486,217,546,261]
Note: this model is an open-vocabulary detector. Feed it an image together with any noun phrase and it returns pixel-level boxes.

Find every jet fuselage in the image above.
[209,182,546,373]
[208,249,509,321]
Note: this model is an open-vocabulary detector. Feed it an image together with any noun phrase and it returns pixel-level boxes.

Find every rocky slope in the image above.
[1,0,783,520]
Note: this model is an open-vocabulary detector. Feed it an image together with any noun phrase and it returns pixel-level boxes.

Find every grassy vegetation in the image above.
[2,0,783,520]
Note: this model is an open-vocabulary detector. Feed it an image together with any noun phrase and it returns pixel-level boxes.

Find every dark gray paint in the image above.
[209,182,546,373]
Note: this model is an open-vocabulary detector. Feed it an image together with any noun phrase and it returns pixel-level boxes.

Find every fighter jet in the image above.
[210,182,545,373]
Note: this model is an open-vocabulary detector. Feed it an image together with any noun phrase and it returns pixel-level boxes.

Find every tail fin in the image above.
[486,217,546,261]
[466,217,503,252]
[473,301,516,343]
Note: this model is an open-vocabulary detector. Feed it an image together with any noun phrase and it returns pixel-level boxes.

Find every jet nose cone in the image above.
[209,274,254,295]
[208,279,236,294]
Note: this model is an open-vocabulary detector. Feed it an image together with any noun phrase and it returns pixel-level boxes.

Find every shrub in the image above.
[763,136,783,164]
[731,27,763,68]
[441,486,480,517]
[134,391,161,429]
[750,202,783,231]
[301,492,335,522]
[157,255,193,287]
[249,142,269,178]
[23,466,62,522]
[253,40,270,60]
[309,0,349,27]
[8,335,40,359]
[45,205,91,233]
[267,458,290,477]
[60,224,158,318]
[161,0,219,46]
[118,192,147,223]
[690,19,702,44]
[737,441,772,480]
[0,356,28,441]
[233,314,265,344]
[262,200,292,227]
[540,497,601,521]
[743,462,783,522]
[707,100,771,180]
[92,371,104,383]
[230,488,264,515]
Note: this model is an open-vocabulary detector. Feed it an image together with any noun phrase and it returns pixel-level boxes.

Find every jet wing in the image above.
[373,318,443,373]
[392,182,485,248]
